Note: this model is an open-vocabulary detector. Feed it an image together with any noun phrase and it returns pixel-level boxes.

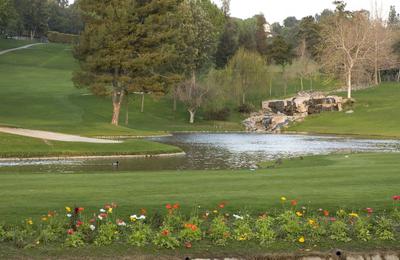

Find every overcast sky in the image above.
[68,0,399,24]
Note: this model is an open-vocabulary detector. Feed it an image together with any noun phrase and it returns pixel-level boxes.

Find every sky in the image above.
[68,0,399,24]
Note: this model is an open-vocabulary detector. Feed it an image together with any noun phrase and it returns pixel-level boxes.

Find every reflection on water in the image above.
[1,133,399,173]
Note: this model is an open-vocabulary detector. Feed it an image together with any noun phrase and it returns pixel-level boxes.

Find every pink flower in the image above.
[393,195,400,201]
[366,208,373,214]
[67,229,74,235]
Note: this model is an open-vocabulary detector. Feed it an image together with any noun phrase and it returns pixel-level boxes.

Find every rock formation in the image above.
[243,92,343,133]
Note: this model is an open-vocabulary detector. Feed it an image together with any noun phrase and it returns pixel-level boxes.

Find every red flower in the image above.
[219,202,226,209]
[75,207,84,214]
[393,195,400,201]
[99,213,108,219]
[185,241,192,248]
[366,208,373,214]
[161,229,169,236]
[323,210,329,217]
[104,204,111,210]
[291,200,298,206]
[67,229,74,235]
[89,218,96,223]
[76,220,83,227]
[173,203,180,209]
[166,204,172,210]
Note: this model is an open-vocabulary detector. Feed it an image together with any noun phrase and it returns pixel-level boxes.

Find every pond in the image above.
[1,133,399,173]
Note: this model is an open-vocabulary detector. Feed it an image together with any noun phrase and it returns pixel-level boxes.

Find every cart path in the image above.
[0,43,44,55]
[0,127,122,144]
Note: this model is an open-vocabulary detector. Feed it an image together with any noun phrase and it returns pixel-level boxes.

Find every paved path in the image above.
[0,43,44,55]
[0,127,122,144]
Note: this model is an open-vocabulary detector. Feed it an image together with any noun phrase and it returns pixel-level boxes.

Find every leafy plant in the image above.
[152,227,179,249]
[255,216,276,245]
[94,223,118,246]
[375,216,395,241]
[209,215,230,246]
[329,220,351,242]
[127,222,152,247]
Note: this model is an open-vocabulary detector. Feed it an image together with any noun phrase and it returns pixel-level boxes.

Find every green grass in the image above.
[0,39,35,50]
[0,133,181,158]
[0,40,243,137]
[288,83,400,138]
[0,153,398,222]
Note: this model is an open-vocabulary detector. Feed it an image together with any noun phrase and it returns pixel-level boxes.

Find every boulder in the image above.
[244,92,343,132]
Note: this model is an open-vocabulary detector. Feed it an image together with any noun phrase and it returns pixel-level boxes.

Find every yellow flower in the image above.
[308,219,316,225]
[65,207,71,213]
[298,236,305,243]
[238,236,246,241]
[349,213,359,218]
[41,217,48,222]
[213,210,218,214]
[130,216,137,222]
[27,219,33,225]
[280,197,287,202]
[108,208,113,214]
[296,211,303,217]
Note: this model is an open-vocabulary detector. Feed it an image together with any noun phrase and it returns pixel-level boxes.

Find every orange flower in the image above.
[173,203,180,209]
[166,204,172,209]
[140,208,147,215]
[291,200,298,206]
[161,229,169,236]
[323,210,329,217]
[219,202,226,208]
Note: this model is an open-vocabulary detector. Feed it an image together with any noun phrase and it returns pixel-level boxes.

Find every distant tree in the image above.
[0,0,17,37]
[294,38,319,90]
[388,6,399,27]
[175,0,218,123]
[267,35,293,95]
[319,8,372,98]
[237,17,257,51]
[74,0,182,126]
[255,14,268,56]
[19,0,50,39]
[215,18,239,68]
[227,48,268,105]
[297,16,321,59]
[220,0,231,17]
[281,16,300,50]
[270,22,282,36]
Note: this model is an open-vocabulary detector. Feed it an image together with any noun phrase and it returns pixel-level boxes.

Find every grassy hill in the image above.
[288,83,400,138]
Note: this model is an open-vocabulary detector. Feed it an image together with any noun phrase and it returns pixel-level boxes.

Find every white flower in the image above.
[138,215,146,220]
[233,214,244,220]
[98,215,103,220]
[89,225,96,231]
[66,214,72,218]
[100,209,106,213]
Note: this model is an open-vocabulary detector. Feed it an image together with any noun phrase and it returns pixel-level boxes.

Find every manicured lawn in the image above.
[288,83,400,138]
[0,133,181,158]
[0,39,35,50]
[0,153,399,222]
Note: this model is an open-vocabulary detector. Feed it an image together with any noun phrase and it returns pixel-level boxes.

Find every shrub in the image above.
[232,217,254,242]
[354,218,372,242]
[277,211,304,242]
[65,231,85,248]
[47,31,79,44]
[179,217,202,243]
[204,107,231,121]
[0,225,5,242]
[237,103,255,114]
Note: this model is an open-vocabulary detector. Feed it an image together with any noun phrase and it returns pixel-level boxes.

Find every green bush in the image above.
[47,31,79,44]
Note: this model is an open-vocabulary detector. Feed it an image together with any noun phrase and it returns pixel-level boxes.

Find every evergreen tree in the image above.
[215,18,239,68]
[74,0,182,126]
[255,14,268,56]
[297,16,321,59]
[388,6,400,29]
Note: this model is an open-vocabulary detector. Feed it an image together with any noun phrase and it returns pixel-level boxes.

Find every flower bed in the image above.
[1,197,399,249]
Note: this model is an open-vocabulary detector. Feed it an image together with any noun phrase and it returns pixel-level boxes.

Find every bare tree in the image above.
[176,74,210,124]
[320,10,373,99]
[295,39,320,91]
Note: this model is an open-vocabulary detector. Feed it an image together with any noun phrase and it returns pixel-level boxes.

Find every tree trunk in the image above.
[374,61,379,86]
[125,93,129,126]
[397,68,400,82]
[300,77,304,91]
[188,109,195,124]
[269,78,272,97]
[242,93,246,105]
[140,93,145,113]
[111,90,125,126]
[347,69,352,99]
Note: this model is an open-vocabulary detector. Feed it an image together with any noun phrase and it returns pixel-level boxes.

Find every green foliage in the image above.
[209,215,230,246]
[374,216,395,241]
[93,223,118,246]
[255,216,276,245]
[0,225,5,242]
[232,217,254,242]
[354,218,372,242]
[152,227,180,249]
[277,211,303,241]
[268,35,294,68]
[127,223,152,247]
[65,232,85,248]
[47,31,78,44]
[329,220,351,242]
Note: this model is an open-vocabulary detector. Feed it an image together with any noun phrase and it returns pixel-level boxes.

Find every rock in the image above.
[244,91,343,132]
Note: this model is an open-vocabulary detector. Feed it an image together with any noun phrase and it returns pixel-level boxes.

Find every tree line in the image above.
[0,0,83,39]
